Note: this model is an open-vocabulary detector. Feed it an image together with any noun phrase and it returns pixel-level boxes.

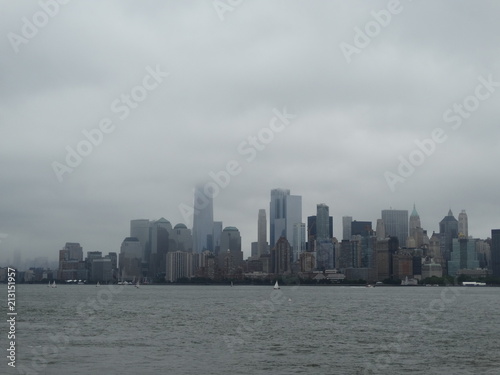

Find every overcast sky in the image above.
[1,0,499,265]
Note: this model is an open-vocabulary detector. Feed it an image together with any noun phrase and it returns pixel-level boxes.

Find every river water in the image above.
[2,284,500,375]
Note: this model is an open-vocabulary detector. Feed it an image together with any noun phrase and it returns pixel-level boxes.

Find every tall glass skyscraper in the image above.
[439,209,458,263]
[316,204,330,240]
[257,209,268,256]
[130,219,151,260]
[269,188,289,248]
[342,216,352,240]
[269,188,302,253]
[491,229,500,277]
[381,209,408,248]
[192,183,214,253]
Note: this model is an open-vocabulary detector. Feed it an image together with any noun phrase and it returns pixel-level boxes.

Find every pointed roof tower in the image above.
[410,203,419,217]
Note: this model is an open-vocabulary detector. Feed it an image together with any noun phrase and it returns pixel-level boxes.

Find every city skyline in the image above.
[1,189,498,267]
[2,1,500,265]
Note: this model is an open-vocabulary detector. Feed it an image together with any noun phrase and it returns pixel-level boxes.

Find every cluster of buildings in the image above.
[5,186,499,285]
[113,186,500,284]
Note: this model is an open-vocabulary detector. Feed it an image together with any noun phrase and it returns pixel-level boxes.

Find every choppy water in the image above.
[2,284,500,375]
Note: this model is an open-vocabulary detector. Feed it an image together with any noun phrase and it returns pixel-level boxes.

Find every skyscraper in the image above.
[376,219,385,240]
[172,223,193,252]
[130,219,150,260]
[458,210,468,237]
[269,188,289,248]
[149,218,172,277]
[119,237,142,280]
[269,188,302,251]
[381,209,408,248]
[192,183,214,253]
[271,237,291,275]
[292,222,306,262]
[285,194,302,247]
[439,209,458,265]
[257,209,268,256]
[491,229,500,277]
[316,204,330,240]
[342,216,352,240]
[212,221,223,255]
[219,226,243,273]
[447,237,479,276]
[409,204,423,248]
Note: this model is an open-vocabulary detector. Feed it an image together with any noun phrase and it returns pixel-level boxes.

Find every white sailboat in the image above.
[273,281,280,290]
[96,281,100,287]
[47,281,50,287]
[135,280,140,288]
[51,281,57,288]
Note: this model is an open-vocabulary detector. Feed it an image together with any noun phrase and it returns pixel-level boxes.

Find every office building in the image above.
[219,226,243,272]
[490,229,500,277]
[192,183,214,253]
[130,219,151,260]
[172,223,193,253]
[381,209,408,247]
[342,216,352,240]
[351,221,372,237]
[269,189,302,253]
[292,222,306,262]
[271,236,291,275]
[257,209,268,256]
[458,210,468,238]
[439,209,458,265]
[447,237,480,276]
[166,251,193,282]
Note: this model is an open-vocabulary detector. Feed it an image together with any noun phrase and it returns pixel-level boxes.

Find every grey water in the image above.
[3,284,500,375]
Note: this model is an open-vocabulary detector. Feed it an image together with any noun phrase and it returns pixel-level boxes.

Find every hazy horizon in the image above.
[2,0,500,265]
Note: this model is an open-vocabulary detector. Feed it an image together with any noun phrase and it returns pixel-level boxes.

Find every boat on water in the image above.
[96,281,100,287]
[462,281,487,286]
[135,280,140,288]
[51,281,57,288]
[230,281,233,287]
[273,281,280,290]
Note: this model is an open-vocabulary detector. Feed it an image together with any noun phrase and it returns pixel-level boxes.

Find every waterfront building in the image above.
[119,237,142,281]
[447,237,480,277]
[490,229,500,277]
[166,251,193,282]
